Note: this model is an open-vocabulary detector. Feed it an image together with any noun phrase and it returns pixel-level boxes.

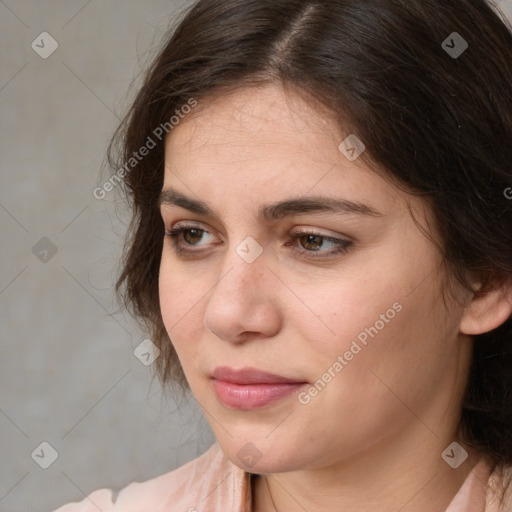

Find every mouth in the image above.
[211,366,308,410]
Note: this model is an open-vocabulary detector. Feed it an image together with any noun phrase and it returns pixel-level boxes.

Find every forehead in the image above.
[162,84,409,218]
[165,84,341,159]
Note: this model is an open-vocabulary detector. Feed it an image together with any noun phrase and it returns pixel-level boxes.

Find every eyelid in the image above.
[169,220,212,231]
[166,222,219,244]
[162,215,221,235]
[289,225,351,240]
[164,221,353,259]
[165,220,350,243]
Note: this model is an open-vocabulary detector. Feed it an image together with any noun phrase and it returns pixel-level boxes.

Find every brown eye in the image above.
[182,228,205,245]
[165,224,219,257]
[289,231,353,259]
[299,234,325,251]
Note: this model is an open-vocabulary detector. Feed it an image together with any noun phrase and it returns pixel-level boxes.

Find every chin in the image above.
[214,431,311,474]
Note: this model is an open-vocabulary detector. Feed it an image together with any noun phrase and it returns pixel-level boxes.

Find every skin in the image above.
[158,84,512,511]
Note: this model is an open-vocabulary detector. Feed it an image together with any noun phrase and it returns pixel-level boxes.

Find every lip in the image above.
[212,366,306,384]
[211,366,307,410]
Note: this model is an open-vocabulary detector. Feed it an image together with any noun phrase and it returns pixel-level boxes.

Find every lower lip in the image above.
[212,380,305,410]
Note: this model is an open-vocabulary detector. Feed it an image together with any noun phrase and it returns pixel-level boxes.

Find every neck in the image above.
[252,427,486,512]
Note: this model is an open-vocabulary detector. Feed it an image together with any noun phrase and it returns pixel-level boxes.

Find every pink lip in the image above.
[211,367,307,410]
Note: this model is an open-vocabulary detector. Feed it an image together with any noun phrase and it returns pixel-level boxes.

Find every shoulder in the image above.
[485,460,512,511]
[52,487,117,512]
[52,443,250,512]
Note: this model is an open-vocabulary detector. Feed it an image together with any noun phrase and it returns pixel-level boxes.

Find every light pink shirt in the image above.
[53,443,512,511]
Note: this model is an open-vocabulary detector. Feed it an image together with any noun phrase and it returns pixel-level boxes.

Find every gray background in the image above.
[0,2,215,511]
[1,1,511,511]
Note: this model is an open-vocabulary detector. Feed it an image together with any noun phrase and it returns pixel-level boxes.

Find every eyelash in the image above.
[164,224,352,259]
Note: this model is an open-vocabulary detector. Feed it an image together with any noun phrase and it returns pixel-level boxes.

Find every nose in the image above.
[203,244,282,344]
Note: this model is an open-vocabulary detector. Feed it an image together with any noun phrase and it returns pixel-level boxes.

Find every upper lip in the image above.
[211,366,306,385]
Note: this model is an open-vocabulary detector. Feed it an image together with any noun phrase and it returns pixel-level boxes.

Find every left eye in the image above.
[288,232,352,257]
[296,233,337,251]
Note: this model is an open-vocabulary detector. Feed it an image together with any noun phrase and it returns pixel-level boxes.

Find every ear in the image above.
[460,276,512,335]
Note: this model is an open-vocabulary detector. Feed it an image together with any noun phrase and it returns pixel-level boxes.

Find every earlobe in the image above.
[460,277,512,335]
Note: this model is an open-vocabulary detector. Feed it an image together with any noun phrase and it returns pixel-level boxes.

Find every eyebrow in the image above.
[158,188,383,221]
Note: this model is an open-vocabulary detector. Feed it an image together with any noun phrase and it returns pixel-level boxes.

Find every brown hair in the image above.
[108,0,512,465]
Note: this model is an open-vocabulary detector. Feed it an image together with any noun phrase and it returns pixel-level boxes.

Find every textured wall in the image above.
[1,1,511,511]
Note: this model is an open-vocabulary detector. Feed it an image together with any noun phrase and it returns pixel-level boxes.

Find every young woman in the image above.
[55,0,512,510]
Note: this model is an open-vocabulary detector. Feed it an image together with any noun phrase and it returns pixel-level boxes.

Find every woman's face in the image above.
[158,84,473,473]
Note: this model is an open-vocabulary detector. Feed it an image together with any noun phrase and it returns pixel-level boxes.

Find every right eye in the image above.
[164,224,220,256]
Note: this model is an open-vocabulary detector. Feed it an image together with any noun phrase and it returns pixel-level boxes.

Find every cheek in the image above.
[158,255,206,355]
[293,261,453,407]
[158,268,212,397]
[304,247,447,364]
[310,287,455,425]
[286,267,405,360]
